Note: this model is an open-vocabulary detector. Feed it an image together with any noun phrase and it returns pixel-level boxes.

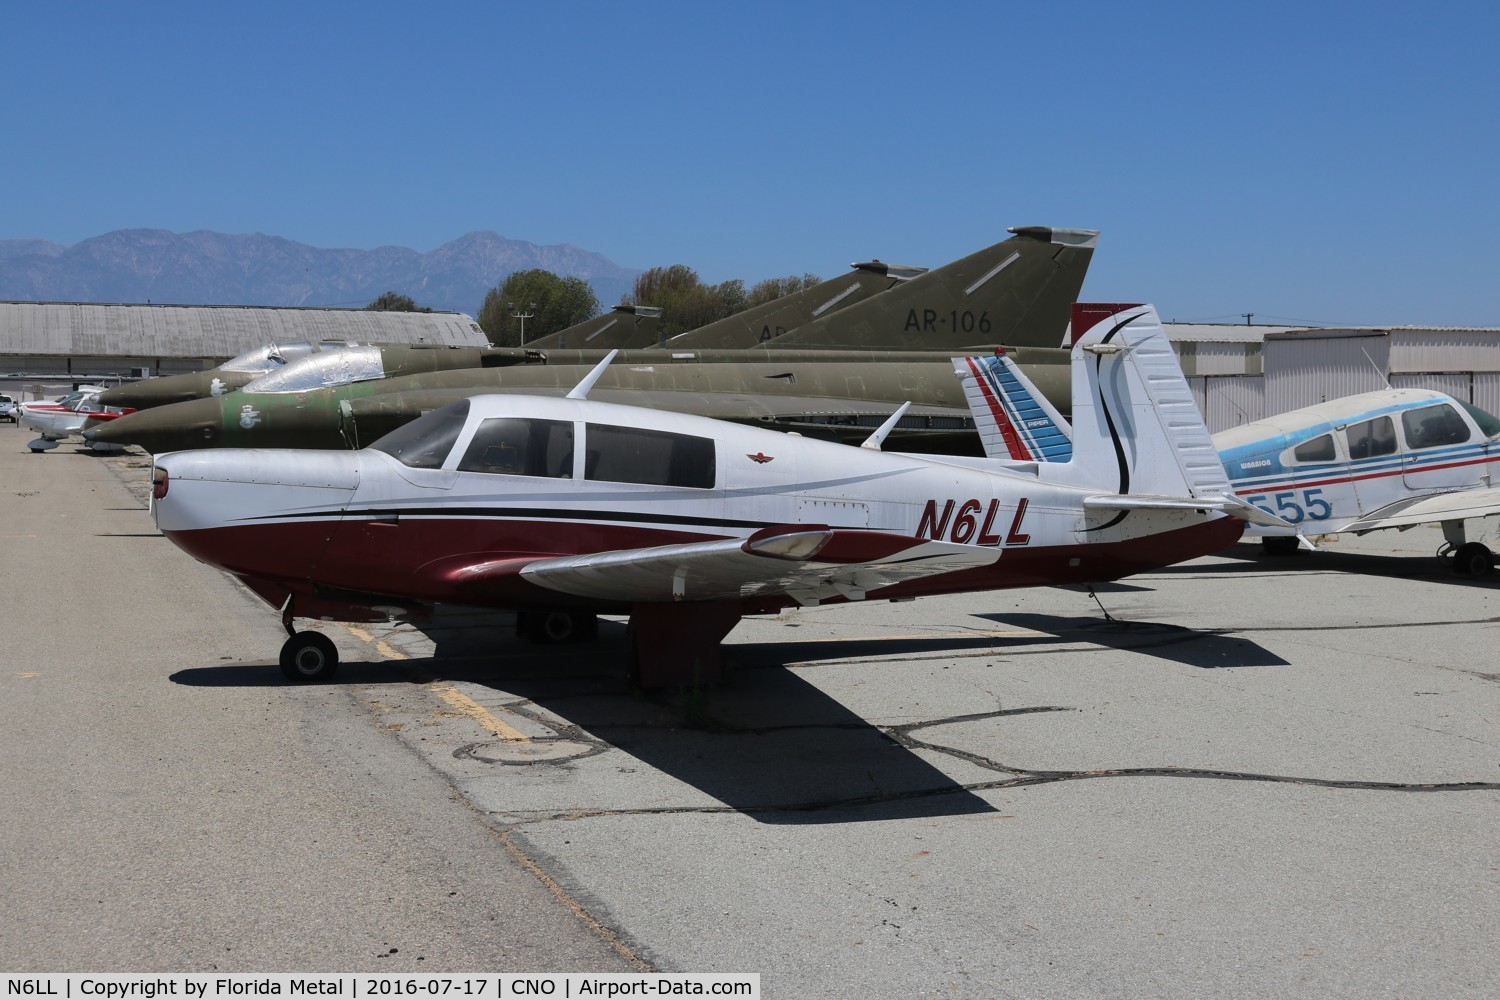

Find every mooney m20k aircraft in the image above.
[150,303,1255,689]
[961,340,1500,575]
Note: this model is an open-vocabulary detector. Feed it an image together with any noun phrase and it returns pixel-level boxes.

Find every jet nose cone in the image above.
[87,398,222,453]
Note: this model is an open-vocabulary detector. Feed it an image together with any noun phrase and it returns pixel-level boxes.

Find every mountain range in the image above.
[0,229,641,315]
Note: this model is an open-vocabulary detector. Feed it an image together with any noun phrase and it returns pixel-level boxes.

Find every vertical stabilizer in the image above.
[954,352,1073,461]
[1056,303,1230,500]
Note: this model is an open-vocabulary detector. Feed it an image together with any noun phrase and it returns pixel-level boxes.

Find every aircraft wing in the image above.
[1340,487,1500,534]
[514,526,1001,607]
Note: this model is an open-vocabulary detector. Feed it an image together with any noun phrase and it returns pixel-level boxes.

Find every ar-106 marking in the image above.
[918,497,1031,546]
[905,309,993,335]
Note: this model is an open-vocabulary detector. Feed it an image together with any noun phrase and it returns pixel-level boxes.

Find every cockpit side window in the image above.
[1346,415,1396,460]
[369,400,470,469]
[584,424,716,488]
[458,418,574,478]
[1401,403,1470,450]
[1292,434,1336,463]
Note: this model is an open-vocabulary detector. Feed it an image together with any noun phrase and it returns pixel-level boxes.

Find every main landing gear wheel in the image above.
[1452,542,1494,578]
[279,630,340,682]
[1260,535,1300,556]
[516,611,599,644]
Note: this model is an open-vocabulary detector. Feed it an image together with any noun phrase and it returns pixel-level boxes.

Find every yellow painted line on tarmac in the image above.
[343,625,409,660]
[15,672,41,679]
[435,684,530,743]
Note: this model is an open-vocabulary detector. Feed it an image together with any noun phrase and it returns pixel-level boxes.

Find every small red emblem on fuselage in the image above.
[747,452,774,464]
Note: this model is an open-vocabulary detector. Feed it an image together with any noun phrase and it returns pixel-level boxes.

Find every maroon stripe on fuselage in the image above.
[164,514,1242,617]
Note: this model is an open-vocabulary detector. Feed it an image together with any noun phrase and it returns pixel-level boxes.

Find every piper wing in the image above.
[510,527,1001,607]
[1340,487,1500,534]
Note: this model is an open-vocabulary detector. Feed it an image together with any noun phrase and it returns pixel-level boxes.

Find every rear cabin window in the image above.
[458,418,574,478]
[1346,415,1396,460]
[370,399,470,469]
[1292,434,1336,463]
[584,423,716,489]
[1401,404,1470,450]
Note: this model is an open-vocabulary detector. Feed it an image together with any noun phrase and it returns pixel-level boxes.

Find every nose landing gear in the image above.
[279,630,340,682]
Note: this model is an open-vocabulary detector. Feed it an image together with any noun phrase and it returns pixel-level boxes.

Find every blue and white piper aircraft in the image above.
[958,310,1500,576]
[149,303,1258,688]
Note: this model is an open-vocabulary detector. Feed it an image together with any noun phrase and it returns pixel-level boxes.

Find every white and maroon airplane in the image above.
[150,303,1256,687]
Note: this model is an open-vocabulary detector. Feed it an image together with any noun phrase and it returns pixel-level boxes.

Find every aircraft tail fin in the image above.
[1057,303,1230,501]
[769,226,1098,352]
[954,351,1073,461]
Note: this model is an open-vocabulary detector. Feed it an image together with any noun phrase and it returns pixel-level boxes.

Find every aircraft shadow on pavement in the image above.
[971,612,1290,669]
[1166,542,1499,590]
[397,610,1002,825]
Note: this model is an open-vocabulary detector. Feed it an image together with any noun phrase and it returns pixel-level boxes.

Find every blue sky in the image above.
[4,1,1497,325]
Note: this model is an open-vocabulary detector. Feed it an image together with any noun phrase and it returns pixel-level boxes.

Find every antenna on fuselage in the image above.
[860,401,912,451]
[566,349,620,400]
[1359,346,1392,391]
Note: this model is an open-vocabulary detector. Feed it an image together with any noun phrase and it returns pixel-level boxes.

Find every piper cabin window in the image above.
[1401,404,1470,450]
[1292,434,1336,463]
[1346,415,1397,460]
[458,418,574,478]
[584,423,716,489]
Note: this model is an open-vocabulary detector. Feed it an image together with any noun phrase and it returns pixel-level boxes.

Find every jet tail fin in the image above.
[1051,303,1231,502]
[954,351,1072,461]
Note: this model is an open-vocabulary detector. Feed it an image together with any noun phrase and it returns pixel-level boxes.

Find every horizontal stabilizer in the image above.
[518,526,1000,606]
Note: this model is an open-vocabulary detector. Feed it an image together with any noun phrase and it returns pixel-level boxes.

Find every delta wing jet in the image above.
[148,303,1246,688]
[956,329,1500,575]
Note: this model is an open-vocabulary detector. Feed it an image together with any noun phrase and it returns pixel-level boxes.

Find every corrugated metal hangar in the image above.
[1168,324,1500,432]
[0,301,489,378]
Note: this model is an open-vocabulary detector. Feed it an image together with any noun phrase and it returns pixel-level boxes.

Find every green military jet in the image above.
[86,345,1070,455]
[101,227,1094,410]
[91,227,1094,453]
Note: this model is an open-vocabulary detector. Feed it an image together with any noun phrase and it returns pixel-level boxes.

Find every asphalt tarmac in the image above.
[3,428,1497,998]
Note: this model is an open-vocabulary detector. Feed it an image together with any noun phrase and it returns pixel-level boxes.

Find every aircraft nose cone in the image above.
[86,398,222,453]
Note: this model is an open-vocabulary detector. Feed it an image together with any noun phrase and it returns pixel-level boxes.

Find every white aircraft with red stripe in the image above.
[150,303,1252,687]
[957,312,1500,576]
[18,386,134,453]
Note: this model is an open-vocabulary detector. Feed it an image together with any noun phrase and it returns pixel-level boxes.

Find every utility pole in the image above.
[1241,312,1254,325]
[507,300,537,345]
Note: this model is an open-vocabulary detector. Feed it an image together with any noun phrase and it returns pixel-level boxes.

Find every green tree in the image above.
[626,265,749,337]
[478,269,600,346]
[365,290,432,312]
[747,273,821,309]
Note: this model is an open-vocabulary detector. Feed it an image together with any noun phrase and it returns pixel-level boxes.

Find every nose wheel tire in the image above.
[279,630,340,682]
[1452,542,1494,578]
[517,611,599,644]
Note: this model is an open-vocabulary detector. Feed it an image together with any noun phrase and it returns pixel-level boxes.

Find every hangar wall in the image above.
[0,301,490,378]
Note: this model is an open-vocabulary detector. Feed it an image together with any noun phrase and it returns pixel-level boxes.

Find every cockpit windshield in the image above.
[369,399,470,469]
[1459,400,1500,438]
[242,346,385,393]
[221,342,323,373]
